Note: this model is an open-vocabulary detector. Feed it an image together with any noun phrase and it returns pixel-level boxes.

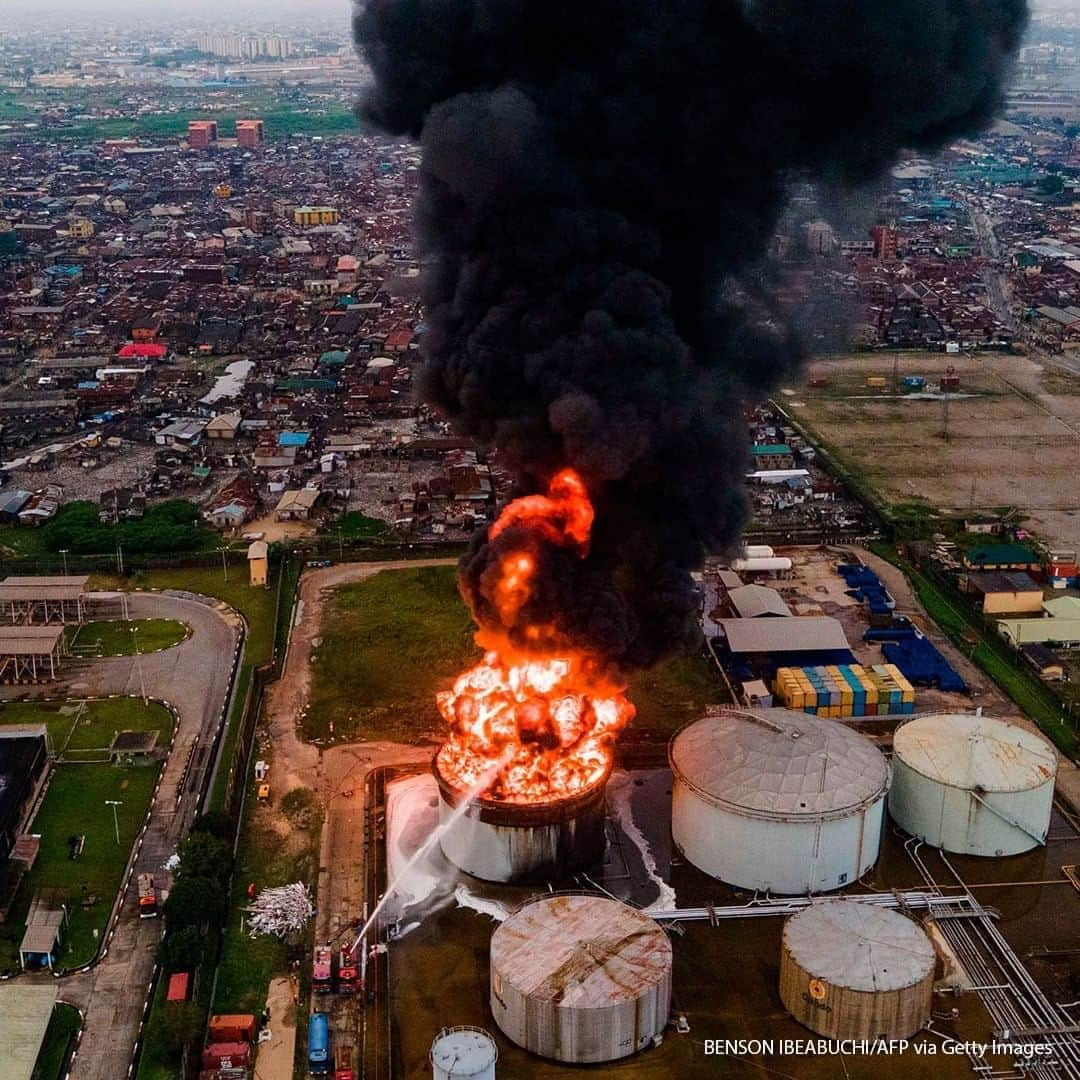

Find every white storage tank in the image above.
[780,900,935,1039]
[429,1026,498,1080]
[890,713,1057,856]
[670,707,890,894]
[489,894,671,1064]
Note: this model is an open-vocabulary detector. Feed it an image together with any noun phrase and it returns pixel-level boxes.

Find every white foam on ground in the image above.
[607,769,677,913]
[384,773,445,918]
[453,885,509,923]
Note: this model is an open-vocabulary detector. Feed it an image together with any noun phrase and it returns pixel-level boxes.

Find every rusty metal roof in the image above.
[893,713,1056,793]
[490,895,670,1007]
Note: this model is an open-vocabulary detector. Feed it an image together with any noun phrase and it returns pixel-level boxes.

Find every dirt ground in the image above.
[243,512,317,544]
[254,559,455,1076]
[795,351,1080,552]
[252,977,297,1080]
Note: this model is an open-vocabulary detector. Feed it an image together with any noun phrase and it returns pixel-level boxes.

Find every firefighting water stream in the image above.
[351,756,507,953]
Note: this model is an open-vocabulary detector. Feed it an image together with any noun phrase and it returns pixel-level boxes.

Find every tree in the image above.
[175,832,231,886]
[1040,173,1066,197]
[158,1001,206,1056]
[164,877,226,932]
[190,810,231,840]
[157,925,205,972]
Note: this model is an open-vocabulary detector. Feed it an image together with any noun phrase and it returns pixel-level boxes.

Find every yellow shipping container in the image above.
[840,705,853,718]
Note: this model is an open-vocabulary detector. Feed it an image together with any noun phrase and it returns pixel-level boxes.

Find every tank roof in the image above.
[490,895,670,1007]
[783,901,934,992]
[429,1026,498,1075]
[669,708,889,819]
[893,713,1056,793]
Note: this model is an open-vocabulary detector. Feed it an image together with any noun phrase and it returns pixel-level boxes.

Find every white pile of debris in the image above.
[247,882,314,938]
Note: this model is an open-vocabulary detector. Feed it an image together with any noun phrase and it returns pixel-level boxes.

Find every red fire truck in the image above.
[337,944,359,995]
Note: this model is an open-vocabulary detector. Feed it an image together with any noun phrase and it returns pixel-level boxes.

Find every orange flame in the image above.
[438,469,634,803]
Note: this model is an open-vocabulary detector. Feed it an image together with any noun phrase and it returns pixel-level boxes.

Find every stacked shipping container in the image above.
[774,663,915,717]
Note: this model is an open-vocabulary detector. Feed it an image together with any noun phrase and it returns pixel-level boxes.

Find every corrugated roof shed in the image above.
[727,584,792,619]
[0,983,58,1080]
[717,616,849,654]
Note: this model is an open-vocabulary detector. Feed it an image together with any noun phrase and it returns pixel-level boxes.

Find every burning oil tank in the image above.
[670,708,890,894]
[489,894,671,1064]
[779,900,935,1039]
[889,713,1056,856]
[434,758,609,884]
[429,1025,498,1080]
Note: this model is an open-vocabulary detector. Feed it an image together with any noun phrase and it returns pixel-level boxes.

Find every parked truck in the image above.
[308,1012,330,1076]
[136,873,158,918]
[312,945,333,994]
[337,944,359,995]
[333,1038,355,1080]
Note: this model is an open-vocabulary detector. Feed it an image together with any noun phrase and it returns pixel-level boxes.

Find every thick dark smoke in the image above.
[355,0,1028,670]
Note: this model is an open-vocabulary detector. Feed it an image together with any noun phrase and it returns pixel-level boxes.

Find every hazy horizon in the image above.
[2,0,353,24]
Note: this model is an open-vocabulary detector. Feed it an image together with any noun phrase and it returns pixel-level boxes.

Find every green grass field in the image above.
[0,698,174,756]
[627,648,732,738]
[0,762,160,972]
[32,1002,82,1080]
[307,565,730,745]
[71,619,189,656]
[212,811,319,1017]
[306,565,480,743]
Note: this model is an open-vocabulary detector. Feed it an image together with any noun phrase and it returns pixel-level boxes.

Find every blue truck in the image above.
[309,1012,330,1076]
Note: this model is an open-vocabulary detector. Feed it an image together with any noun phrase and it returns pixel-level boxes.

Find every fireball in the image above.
[438,470,635,803]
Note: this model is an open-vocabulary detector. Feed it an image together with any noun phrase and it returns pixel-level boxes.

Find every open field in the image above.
[306,565,479,743]
[71,619,189,656]
[0,698,174,756]
[0,762,159,971]
[791,351,1080,550]
[307,565,730,745]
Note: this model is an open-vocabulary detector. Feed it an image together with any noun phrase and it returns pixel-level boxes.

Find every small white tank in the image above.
[890,713,1057,856]
[429,1026,498,1080]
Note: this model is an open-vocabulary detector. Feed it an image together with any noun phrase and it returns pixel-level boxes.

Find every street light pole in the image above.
[59,548,69,576]
[220,547,229,583]
[132,627,147,704]
[105,800,122,845]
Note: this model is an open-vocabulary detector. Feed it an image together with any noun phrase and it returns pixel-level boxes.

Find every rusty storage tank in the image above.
[780,900,935,1039]
[434,757,609,884]
[489,894,671,1064]
[670,708,889,894]
[429,1025,498,1080]
[890,713,1057,856]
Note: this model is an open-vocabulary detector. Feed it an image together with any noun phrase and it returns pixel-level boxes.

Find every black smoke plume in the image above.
[355,0,1027,670]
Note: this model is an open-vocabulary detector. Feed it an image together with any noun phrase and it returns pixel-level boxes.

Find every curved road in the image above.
[1,591,241,1080]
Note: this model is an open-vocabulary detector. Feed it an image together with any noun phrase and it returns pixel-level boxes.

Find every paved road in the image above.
[2,592,241,1080]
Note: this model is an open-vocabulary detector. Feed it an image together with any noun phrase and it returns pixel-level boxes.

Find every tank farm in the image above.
[344,468,1080,1079]
[339,5,1072,1075]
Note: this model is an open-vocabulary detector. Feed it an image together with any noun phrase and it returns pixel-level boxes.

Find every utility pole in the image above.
[220,547,230,583]
[942,392,951,442]
[133,627,147,704]
[105,800,123,844]
[116,544,125,575]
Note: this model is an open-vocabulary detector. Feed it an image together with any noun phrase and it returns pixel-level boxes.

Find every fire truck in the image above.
[312,944,333,994]
[136,873,158,918]
[337,944,359,995]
